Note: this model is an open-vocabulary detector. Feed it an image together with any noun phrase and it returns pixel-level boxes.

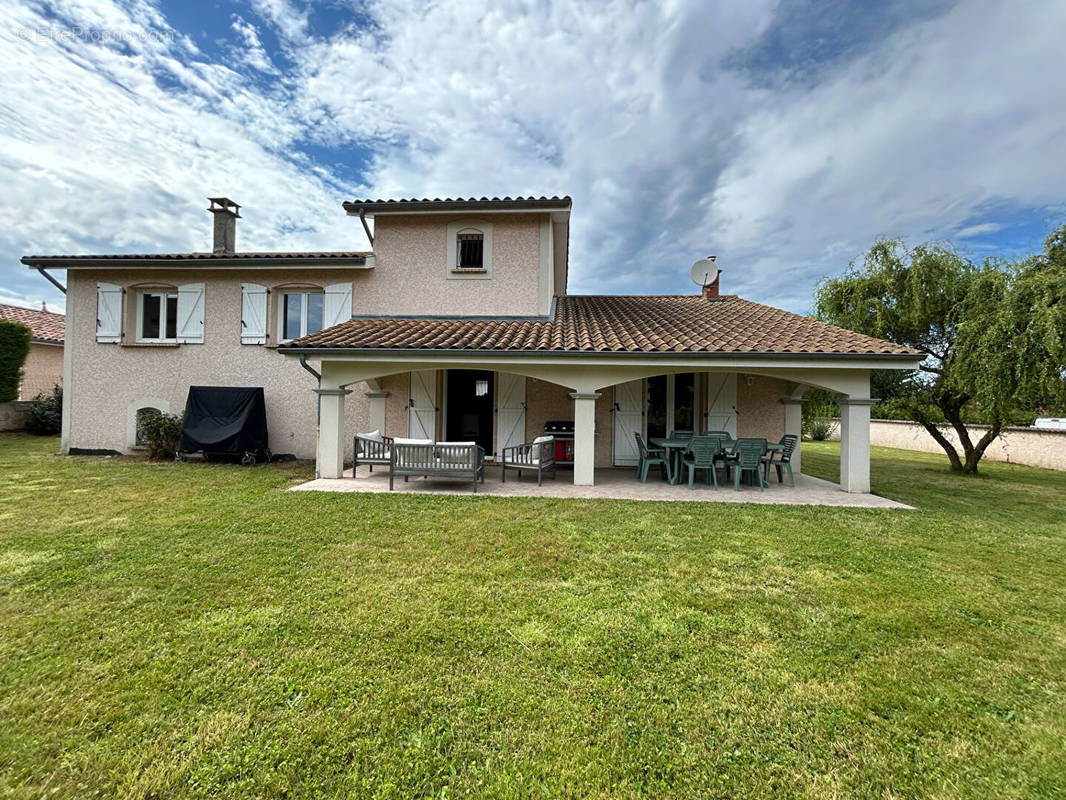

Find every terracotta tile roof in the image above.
[343,196,571,215]
[282,295,920,357]
[22,251,370,266]
[0,303,65,344]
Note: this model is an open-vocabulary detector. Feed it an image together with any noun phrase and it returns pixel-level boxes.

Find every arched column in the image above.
[780,396,805,475]
[839,396,875,493]
[315,387,351,479]
[569,391,601,485]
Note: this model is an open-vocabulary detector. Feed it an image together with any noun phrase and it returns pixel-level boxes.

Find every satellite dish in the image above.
[690,255,719,287]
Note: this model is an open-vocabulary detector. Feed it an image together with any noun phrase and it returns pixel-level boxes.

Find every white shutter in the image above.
[706,372,737,437]
[613,379,643,465]
[408,370,437,440]
[176,283,205,344]
[496,373,526,457]
[96,283,122,343]
[241,283,268,344]
[323,282,352,328]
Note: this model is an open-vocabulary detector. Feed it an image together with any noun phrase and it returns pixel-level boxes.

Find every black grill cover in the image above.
[179,386,269,454]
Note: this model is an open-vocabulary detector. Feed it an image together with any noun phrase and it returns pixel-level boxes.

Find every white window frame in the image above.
[136,290,179,343]
[277,289,325,343]
[446,218,493,279]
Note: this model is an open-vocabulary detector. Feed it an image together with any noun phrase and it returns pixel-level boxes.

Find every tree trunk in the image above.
[910,400,965,471]
[965,419,1004,473]
[917,419,964,471]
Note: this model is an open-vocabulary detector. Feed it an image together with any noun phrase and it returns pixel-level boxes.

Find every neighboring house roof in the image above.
[280,294,921,358]
[0,303,65,344]
[21,252,372,269]
[343,196,572,216]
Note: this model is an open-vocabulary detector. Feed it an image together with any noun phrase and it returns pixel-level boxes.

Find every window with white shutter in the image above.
[96,283,123,343]
[176,283,205,344]
[323,282,353,328]
[241,283,268,344]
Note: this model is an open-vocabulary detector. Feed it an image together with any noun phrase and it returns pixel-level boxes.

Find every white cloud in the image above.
[230,14,280,75]
[956,222,1004,239]
[0,0,1064,315]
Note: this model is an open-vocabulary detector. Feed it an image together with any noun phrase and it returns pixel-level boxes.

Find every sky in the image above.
[1,0,1065,315]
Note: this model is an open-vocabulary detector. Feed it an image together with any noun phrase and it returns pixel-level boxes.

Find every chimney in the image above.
[41,301,47,312]
[208,197,241,254]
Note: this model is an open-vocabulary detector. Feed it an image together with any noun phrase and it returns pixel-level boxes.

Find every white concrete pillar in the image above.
[781,397,804,474]
[570,391,600,486]
[839,397,874,493]
[365,389,389,434]
[316,387,351,479]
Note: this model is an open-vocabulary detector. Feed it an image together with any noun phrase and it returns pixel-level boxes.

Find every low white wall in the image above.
[831,418,1066,471]
[0,401,31,431]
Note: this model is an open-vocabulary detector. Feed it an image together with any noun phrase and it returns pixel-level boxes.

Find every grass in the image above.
[0,433,1064,799]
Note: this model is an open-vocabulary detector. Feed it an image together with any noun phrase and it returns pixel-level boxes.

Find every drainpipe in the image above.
[36,266,67,294]
[299,355,322,424]
[359,208,374,247]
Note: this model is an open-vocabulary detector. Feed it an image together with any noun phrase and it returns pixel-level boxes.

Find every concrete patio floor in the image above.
[291,466,912,509]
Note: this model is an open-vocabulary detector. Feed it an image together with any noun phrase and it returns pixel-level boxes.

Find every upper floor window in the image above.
[138,291,178,342]
[456,231,484,270]
[446,219,493,279]
[280,290,324,342]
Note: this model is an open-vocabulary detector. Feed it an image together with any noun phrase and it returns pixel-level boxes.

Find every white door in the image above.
[408,370,437,439]
[496,372,525,459]
[613,379,643,465]
[705,372,737,436]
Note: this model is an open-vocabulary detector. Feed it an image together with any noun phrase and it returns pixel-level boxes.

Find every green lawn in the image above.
[1,434,1064,799]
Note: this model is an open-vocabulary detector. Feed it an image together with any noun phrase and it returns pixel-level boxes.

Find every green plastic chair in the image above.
[669,429,694,440]
[681,435,720,489]
[768,434,798,486]
[635,433,672,483]
[704,431,733,478]
[733,438,769,491]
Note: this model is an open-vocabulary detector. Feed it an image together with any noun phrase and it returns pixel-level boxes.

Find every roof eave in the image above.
[343,198,572,218]
[21,255,371,270]
[278,345,923,365]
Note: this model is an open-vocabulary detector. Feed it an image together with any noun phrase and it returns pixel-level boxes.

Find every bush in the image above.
[0,319,32,402]
[24,385,62,436]
[803,411,839,441]
[137,409,183,460]
[802,400,840,441]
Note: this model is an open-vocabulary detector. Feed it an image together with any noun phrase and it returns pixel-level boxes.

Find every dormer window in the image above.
[456,231,484,270]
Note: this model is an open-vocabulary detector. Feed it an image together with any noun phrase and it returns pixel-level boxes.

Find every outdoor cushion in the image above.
[394,437,433,445]
[532,435,553,445]
[358,429,383,442]
[437,441,476,446]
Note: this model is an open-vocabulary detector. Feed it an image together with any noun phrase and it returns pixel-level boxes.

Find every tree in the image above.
[815,226,1066,474]
[0,319,32,402]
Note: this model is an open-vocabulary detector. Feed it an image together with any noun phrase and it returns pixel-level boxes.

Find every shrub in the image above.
[0,319,32,402]
[24,385,62,436]
[803,403,839,441]
[137,409,184,460]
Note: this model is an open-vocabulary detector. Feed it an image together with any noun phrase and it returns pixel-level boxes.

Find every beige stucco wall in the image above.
[66,269,369,458]
[358,214,546,317]
[832,418,1066,472]
[736,375,788,441]
[19,342,63,400]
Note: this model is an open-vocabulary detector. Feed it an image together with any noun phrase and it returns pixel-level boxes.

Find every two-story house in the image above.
[23,195,921,492]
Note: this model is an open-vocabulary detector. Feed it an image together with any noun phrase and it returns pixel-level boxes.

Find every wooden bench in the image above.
[389,442,485,493]
[354,433,394,473]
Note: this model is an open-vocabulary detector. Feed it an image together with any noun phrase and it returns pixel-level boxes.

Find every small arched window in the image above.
[455,228,484,270]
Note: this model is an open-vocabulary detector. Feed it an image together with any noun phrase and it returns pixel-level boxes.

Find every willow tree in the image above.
[815,225,1066,474]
